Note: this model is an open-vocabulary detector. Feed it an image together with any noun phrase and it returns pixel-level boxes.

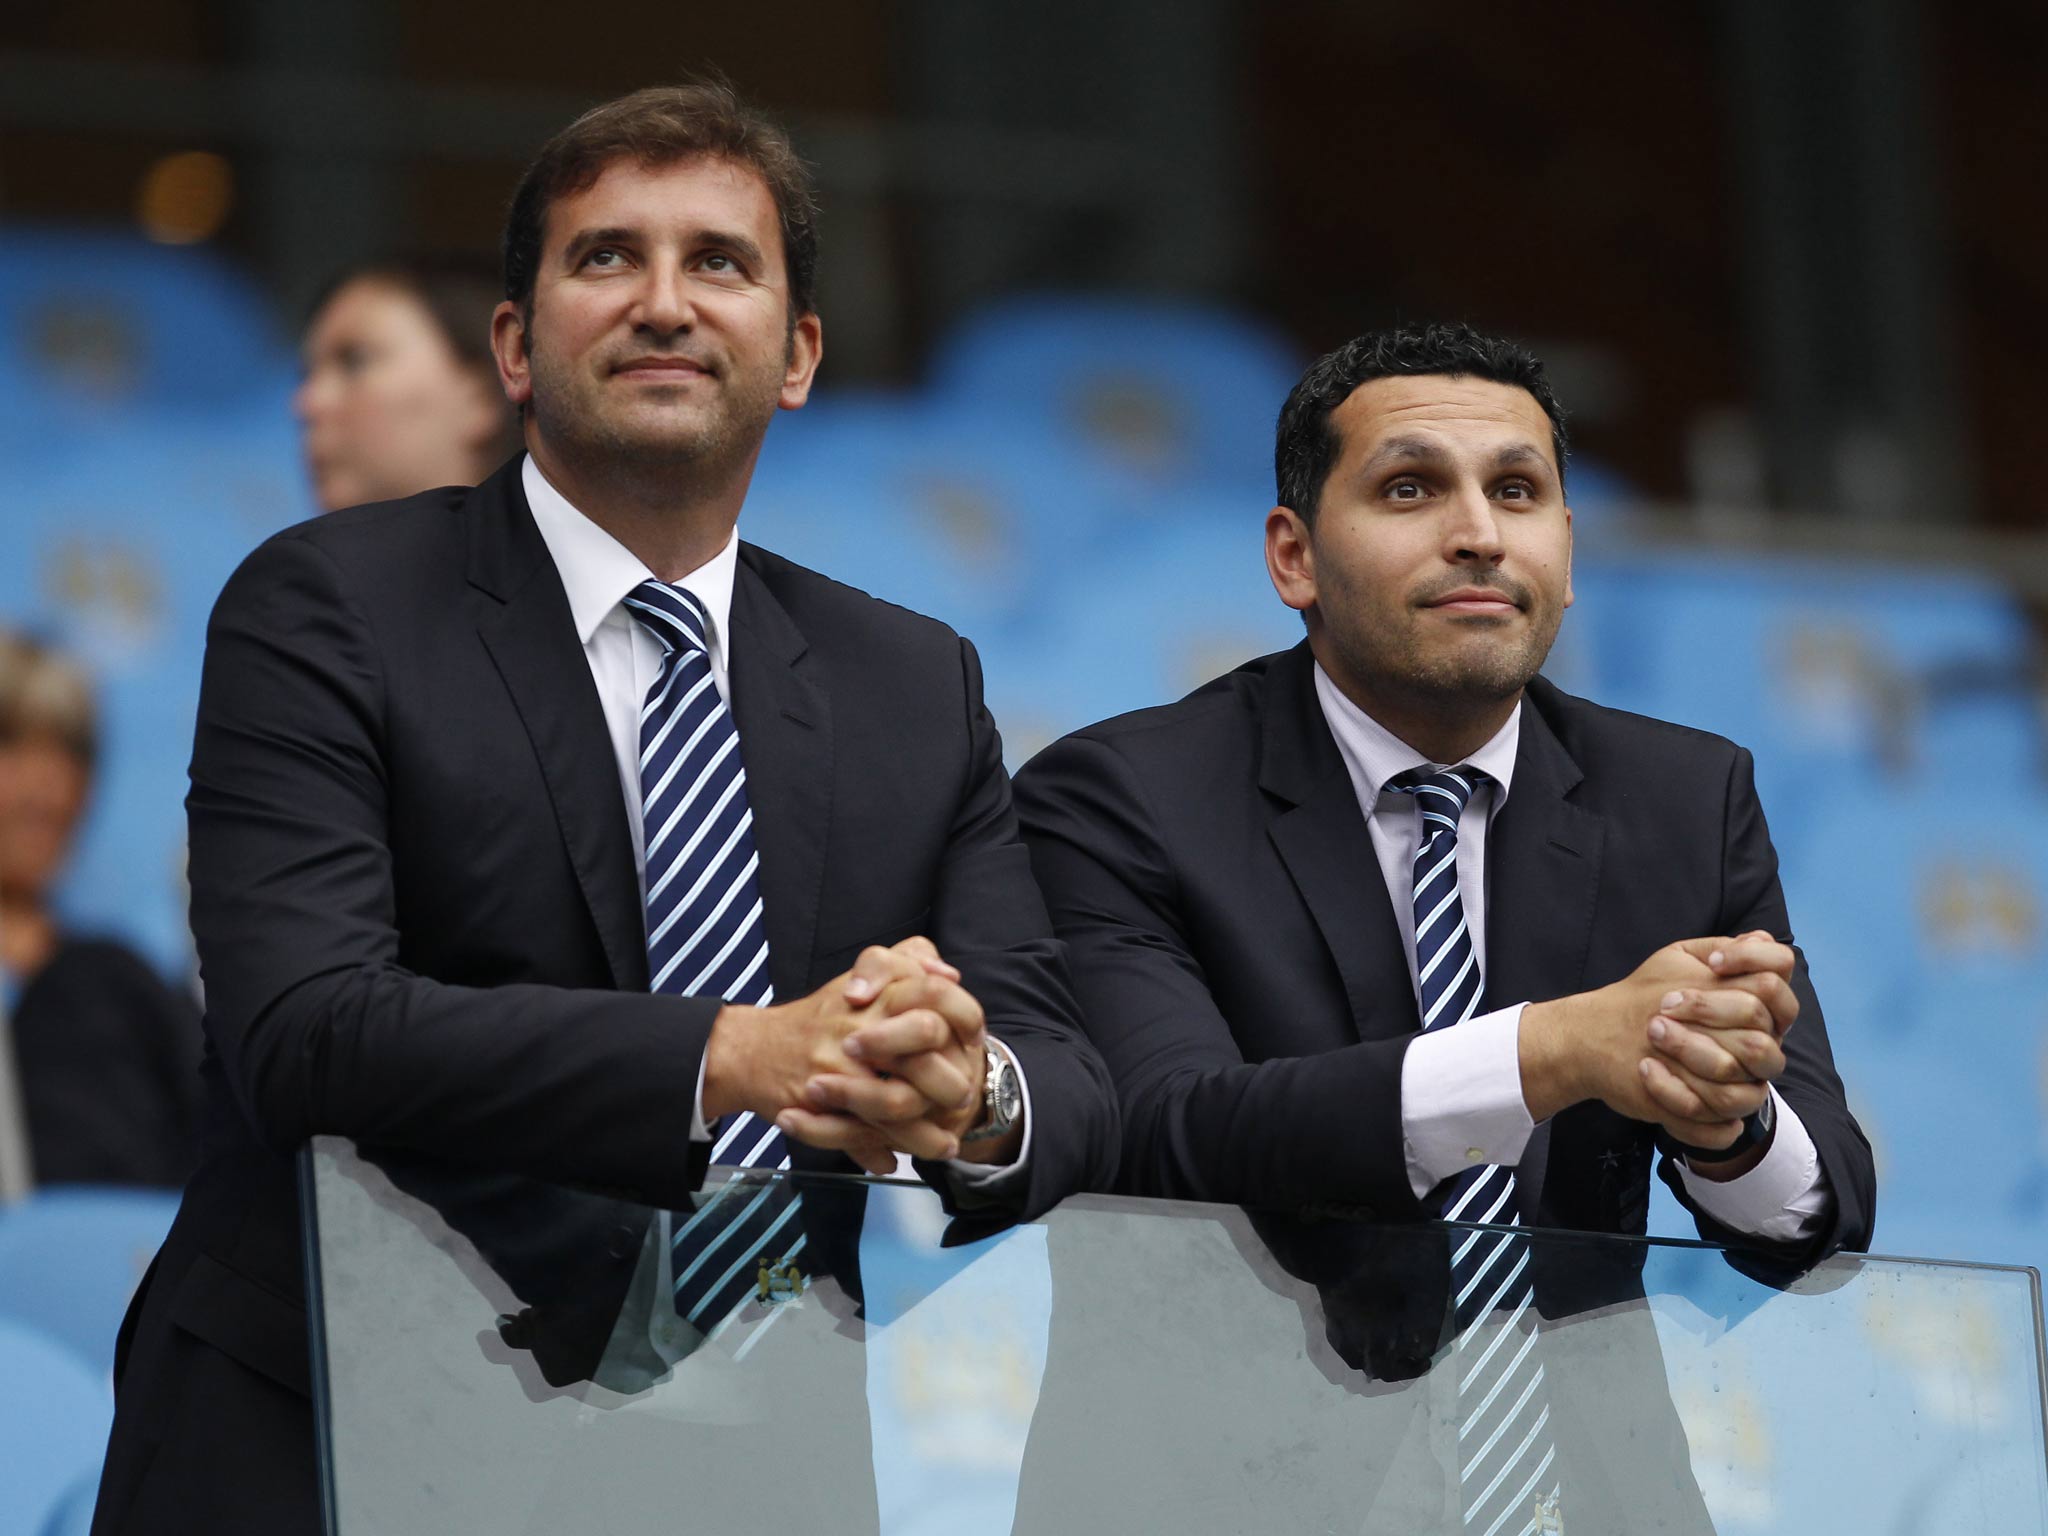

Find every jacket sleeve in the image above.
[916,637,1122,1217]
[1659,744,1878,1266]
[1015,731,1424,1220]
[188,532,717,1207]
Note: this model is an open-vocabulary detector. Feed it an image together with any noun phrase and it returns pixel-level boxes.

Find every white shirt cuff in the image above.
[689,1054,712,1142]
[1673,1086,1833,1243]
[1400,1003,1535,1199]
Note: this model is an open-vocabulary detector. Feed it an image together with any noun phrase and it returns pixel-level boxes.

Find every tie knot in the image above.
[623,580,712,657]
[1386,766,1488,831]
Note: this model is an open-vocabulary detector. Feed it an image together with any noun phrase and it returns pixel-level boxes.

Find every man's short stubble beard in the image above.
[1317,571,1564,724]
[525,332,784,507]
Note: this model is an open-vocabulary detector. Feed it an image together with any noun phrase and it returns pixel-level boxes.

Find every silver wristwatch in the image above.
[959,1042,1021,1144]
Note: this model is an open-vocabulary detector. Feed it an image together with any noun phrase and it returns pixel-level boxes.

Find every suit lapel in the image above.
[466,460,648,992]
[1259,645,1418,1041]
[727,547,833,1004]
[1483,690,1604,1219]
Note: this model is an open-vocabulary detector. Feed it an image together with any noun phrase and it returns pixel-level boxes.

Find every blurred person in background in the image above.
[0,630,201,1187]
[293,255,520,511]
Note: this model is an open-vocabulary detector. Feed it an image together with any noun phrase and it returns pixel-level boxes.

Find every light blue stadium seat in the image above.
[980,510,1306,767]
[750,397,1138,638]
[34,1472,104,1536]
[0,226,290,424]
[0,1187,179,1377]
[0,1318,113,1536]
[924,295,1301,503]
[1564,552,2035,839]
[1918,685,2042,788]
[1776,779,2048,1270]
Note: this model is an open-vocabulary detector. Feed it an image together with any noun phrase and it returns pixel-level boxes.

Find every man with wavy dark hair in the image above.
[91,81,1117,1534]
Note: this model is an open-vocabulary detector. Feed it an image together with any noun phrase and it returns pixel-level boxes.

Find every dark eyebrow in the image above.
[1494,443,1554,475]
[561,226,636,264]
[695,228,768,273]
[1357,435,1453,477]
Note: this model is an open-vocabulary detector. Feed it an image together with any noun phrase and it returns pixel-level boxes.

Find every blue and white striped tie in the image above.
[624,579,805,1333]
[1386,766,1563,1536]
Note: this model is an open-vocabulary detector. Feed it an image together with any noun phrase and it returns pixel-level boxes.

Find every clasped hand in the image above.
[1635,929,1795,1149]
[1524,929,1798,1155]
[701,937,989,1176]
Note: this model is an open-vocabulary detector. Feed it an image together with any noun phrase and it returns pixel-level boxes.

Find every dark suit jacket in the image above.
[14,934,202,1187]
[1012,641,1873,1261]
[1009,642,1878,1529]
[91,457,1118,1536]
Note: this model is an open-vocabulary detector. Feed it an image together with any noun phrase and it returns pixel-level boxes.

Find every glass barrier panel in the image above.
[302,1137,2048,1535]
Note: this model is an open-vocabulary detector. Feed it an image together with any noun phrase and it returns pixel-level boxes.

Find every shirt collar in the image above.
[521,453,738,653]
[1311,659,1523,817]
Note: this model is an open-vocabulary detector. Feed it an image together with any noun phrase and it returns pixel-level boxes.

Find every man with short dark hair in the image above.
[91,82,1117,1534]
[1014,321,1874,1533]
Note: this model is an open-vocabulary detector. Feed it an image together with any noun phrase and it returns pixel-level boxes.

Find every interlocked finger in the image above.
[1650,1012,1785,1083]
[1641,1054,1767,1126]
[772,1107,905,1175]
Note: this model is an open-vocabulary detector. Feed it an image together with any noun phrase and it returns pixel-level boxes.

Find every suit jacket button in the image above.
[608,1226,638,1259]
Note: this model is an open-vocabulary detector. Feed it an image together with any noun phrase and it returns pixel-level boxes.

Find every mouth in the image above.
[611,357,715,382]
[1422,587,1523,617]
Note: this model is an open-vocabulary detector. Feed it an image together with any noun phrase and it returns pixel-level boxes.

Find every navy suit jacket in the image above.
[1012,641,1873,1260]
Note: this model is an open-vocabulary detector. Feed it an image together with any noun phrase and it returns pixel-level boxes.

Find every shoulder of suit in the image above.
[1525,674,1751,766]
[255,484,469,569]
[216,486,477,630]
[736,539,967,654]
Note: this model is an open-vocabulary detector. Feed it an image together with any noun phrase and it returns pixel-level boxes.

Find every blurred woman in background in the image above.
[293,255,518,512]
[0,631,201,1187]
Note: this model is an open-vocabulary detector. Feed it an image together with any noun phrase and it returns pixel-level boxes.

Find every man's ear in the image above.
[1266,505,1317,614]
[490,299,532,408]
[1562,503,1575,610]
[779,311,823,411]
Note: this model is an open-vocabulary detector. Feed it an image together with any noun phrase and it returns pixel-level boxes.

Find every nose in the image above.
[633,260,696,338]
[291,369,322,423]
[1442,481,1505,563]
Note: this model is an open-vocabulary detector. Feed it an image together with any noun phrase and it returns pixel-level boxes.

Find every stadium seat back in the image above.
[0,1187,180,1376]
[1784,781,2048,1268]
[1568,552,2033,831]
[0,227,290,425]
[926,295,1300,499]
[0,1318,114,1534]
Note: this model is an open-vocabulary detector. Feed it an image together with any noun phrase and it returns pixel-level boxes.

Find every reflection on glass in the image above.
[303,1138,2048,1535]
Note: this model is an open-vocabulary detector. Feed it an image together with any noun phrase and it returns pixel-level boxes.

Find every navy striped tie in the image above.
[624,580,806,1333]
[1385,767,1562,1536]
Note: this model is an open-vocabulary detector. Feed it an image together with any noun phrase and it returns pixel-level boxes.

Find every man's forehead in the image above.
[1335,374,1554,463]
[547,154,778,242]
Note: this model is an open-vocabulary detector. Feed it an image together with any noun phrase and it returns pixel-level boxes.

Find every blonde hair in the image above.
[0,630,98,772]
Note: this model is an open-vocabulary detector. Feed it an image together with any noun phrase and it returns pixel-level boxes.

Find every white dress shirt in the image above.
[1311,662,1831,1243]
[521,456,1025,1183]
